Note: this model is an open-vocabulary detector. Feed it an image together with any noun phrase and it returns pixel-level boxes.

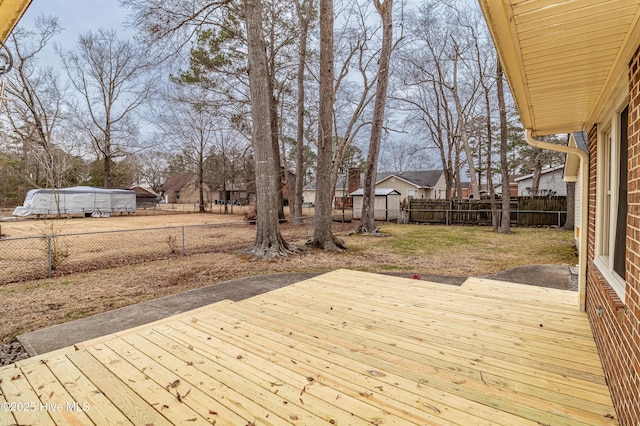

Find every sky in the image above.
[19,0,131,65]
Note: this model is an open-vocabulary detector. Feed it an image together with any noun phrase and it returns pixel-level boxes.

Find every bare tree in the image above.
[395,1,493,200]
[135,150,169,192]
[395,4,459,199]
[311,0,346,250]
[497,61,511,233]
[59,28,154,188]
[464,8,499,227]
[358,0,394,234]
[155,86,219,212]
[245,0,291,257]
[330,1,379,194]
[293,0,315,225]
[204,127,250,213]
[449,36,480,200]
[378,137,434,171]
[122,0,292,257]
[2,16,80,215]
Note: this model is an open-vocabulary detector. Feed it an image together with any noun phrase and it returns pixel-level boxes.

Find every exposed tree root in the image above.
[247,240,299,260]
[307,236,347,252]
[351,226,389,237]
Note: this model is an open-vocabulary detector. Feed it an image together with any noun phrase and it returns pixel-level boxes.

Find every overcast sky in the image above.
[20,0,131,65]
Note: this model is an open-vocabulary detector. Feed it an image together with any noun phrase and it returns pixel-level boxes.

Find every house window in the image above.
[407,189,415,199]
[595,105,628,300]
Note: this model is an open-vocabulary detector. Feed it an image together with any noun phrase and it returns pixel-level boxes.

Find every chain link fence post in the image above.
[182,225,186,256]
[47,235,53,277]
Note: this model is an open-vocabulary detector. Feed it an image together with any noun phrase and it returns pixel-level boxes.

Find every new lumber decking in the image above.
[0,269,618,425]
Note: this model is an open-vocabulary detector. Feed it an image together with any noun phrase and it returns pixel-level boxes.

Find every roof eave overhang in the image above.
[0,0,32,42]
[478,1,536,133]
[478,0,640,137]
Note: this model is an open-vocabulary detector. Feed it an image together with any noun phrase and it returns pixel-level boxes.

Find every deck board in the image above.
[0,269,619,425]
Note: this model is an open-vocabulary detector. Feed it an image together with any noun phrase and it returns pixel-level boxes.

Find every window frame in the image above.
[594,104,628,301]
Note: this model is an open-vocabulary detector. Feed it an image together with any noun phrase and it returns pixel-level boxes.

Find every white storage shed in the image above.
[351,188,401,221]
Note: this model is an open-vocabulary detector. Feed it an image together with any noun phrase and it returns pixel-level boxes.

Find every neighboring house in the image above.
[458,182,495,199]
[351,188,401,221]
[129,185,158,208]
[211,181,255,205]
[564,132,589,249]
[514,165,567,196]
[494,175,521,198]
[458,181,471,199]
[304,170,447,207]
[376,170,447,200]
[160,173,210,205]
[481,2,640,423]
[303,168,362,207]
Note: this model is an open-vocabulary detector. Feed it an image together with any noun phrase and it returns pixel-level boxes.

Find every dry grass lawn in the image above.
[0,212,578,346]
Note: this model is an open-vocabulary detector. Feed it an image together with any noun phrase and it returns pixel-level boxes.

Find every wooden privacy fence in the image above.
[408,196,568,227]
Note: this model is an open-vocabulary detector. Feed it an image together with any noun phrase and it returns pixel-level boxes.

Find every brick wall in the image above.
[585,47,640,425]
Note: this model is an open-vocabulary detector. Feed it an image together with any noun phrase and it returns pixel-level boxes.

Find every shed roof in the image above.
[479,0,640,136]
[130,185,158,197]
[351,188,401,196]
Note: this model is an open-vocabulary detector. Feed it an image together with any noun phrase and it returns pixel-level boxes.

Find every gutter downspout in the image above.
[525,129,589,311]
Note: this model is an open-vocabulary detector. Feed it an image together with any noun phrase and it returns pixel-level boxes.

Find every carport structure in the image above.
[0,270,617,425]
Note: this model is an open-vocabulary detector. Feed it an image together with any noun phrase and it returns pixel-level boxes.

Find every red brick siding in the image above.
[586,47,640,425]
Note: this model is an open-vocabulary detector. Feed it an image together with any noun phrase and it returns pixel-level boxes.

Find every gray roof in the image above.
[572,132,588,152]
[351,188,401,196]
[376,170,443,188]
[304,170,444,191]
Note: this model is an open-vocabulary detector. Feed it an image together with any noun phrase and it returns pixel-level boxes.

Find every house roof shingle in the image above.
[161,173,196,193]
[376,170,443,188]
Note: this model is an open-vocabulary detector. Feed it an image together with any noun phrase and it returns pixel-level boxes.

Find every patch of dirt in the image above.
[0,341,29,365]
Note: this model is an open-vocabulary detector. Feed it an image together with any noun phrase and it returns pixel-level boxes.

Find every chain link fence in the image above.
[0,220,320,285]
[6,202,547,285]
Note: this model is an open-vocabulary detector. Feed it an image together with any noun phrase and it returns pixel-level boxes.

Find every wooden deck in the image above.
[0,269,618,425]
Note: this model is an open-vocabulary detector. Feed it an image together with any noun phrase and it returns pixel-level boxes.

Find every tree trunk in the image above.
[311,0,345,250]
[268,86,285,220]
[530,148,543,197]
[244,0,290,258]
[497,61,511,233]
[358,0,393,234]
[451,49,480,200]
[266,11,285,221]
[103,151,112,188]
[486,107,498,231]
[481,61,497,230]
[293,3,309,226]
[198,135,205,212]
[562,181,575,230]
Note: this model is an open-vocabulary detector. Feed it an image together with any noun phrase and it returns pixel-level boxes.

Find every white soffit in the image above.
[479,0,640,136]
